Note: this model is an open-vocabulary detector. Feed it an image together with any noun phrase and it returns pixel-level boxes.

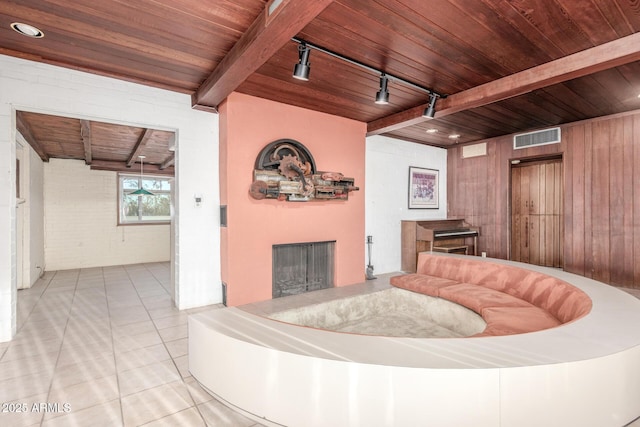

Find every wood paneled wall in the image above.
[447,110,640,289]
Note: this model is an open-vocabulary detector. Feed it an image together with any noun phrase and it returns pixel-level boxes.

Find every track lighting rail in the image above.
[291,37,446,100]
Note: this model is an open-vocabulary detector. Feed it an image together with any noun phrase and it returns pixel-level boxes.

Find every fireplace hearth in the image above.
[273,241,335,298]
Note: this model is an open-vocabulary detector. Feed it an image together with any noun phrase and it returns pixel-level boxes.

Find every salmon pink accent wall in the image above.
[219,93,366,306]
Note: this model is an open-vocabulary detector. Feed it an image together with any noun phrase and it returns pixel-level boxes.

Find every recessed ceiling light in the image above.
[426,128,438,134]
[448,134,461,139]
[11,22,44,38]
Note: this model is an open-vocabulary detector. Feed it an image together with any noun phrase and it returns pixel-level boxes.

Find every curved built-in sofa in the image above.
[391,253,592,336]
[189,253,640,427]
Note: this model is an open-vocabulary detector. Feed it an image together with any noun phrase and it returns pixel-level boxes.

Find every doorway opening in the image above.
[510,156,563,268]
[13,109,177,307]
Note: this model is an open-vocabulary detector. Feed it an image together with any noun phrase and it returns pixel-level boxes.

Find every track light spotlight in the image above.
[375,74,389,105]
[293,42,311,81]
[422,94,438,119]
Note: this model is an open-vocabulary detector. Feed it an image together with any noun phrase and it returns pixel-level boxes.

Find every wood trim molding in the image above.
[367,32,640,136]
[91,159,174,175]
[80,119,92,165]
[15,111,49,162]
[192,0,334,110]
[159,153,175,170]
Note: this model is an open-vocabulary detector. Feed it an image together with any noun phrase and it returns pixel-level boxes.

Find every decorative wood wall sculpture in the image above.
[249,139,359,202]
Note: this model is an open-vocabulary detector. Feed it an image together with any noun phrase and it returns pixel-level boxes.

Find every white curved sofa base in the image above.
[189,258,640,427]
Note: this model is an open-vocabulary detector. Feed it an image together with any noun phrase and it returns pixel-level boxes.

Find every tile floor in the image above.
[1,263,639,427]
[0,263,264,427]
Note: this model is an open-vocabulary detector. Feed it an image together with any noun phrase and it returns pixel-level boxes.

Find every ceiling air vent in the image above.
[514,127,561,150]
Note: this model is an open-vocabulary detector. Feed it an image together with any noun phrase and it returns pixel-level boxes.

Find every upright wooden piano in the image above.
[401,219,480,272]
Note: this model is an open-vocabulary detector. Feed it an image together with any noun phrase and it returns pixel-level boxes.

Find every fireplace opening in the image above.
[273,241,335,298]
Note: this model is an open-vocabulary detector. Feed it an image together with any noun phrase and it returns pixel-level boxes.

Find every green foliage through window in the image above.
[119,174,172,224]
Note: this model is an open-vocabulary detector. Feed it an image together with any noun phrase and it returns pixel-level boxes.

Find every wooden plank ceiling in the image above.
[2,0,640,155]
[16,111,175,175]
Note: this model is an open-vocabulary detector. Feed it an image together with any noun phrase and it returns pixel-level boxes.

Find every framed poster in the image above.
[408,166,439,209]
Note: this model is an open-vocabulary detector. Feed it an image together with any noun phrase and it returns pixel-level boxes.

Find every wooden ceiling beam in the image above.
[15,112,49,162]
[80,120,92,165]
[126,128,153,167]
[367,32,640,136]
[159,153,175,170]
[91,160,174,176]
[192,0,334,111]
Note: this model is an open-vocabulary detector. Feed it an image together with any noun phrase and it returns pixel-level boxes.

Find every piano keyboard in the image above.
[434,228,480,238]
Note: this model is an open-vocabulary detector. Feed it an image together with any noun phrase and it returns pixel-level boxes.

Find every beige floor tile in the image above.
[185,305,223,315]
[147,306,181,320]
[164,337,188,359]
[46,374,119,416]
[51,353,116,389]
[62,329,112,350]
[197,399,256,427]
[109,305,148,317]
[25,310,70,325]
[141,295,173,310]
[68,306,110,322]
[158,324,188,342]
[40,399,122,427]
[56,347,113,369]
[137,287,169,299]
[118,359,181,397]
[76,280,105,289]
[57,340,114,368]
[121,380,194,426]
[152,313,188,330]
[16,322,65,341]
[106,292,141,305]
[113,330,163,353]
[173,354,190,378]
[184,377,214,405]
[0,371,53,402]
[141,406,205,427]
[115,343,171,372]
[1,337,62,362]
[0,351,59,381]
[110,310,151,327]
[112,319,156,337]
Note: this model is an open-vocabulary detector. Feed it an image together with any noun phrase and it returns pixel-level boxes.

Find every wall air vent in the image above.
[514,127,561,150]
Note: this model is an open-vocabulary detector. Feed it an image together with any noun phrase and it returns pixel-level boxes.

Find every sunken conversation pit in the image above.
[189,253,640,427]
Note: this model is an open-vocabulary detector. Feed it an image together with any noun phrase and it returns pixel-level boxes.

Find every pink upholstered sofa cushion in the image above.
[389,274,458,297]
[391,253,593,337]
[476,306,561,336]
[415,254,592,323]
[438,283,532,316]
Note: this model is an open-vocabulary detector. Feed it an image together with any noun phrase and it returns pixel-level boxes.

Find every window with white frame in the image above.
[119,174,172,224]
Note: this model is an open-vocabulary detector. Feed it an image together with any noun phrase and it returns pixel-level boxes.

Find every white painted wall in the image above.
[28,146,45,285]
[17,139,46,288]
[365,135,447,274]
[0,54,220,342]
[14,138,46,289]
[43,159,170,270]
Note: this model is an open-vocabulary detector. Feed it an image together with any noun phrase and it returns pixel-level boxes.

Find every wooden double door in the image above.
[511,158,563,267]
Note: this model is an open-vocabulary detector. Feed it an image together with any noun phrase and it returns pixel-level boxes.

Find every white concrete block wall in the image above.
[44,159,169,270]
[365,135,447,274]
[0,111,17,340]
[0,54,220,341]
